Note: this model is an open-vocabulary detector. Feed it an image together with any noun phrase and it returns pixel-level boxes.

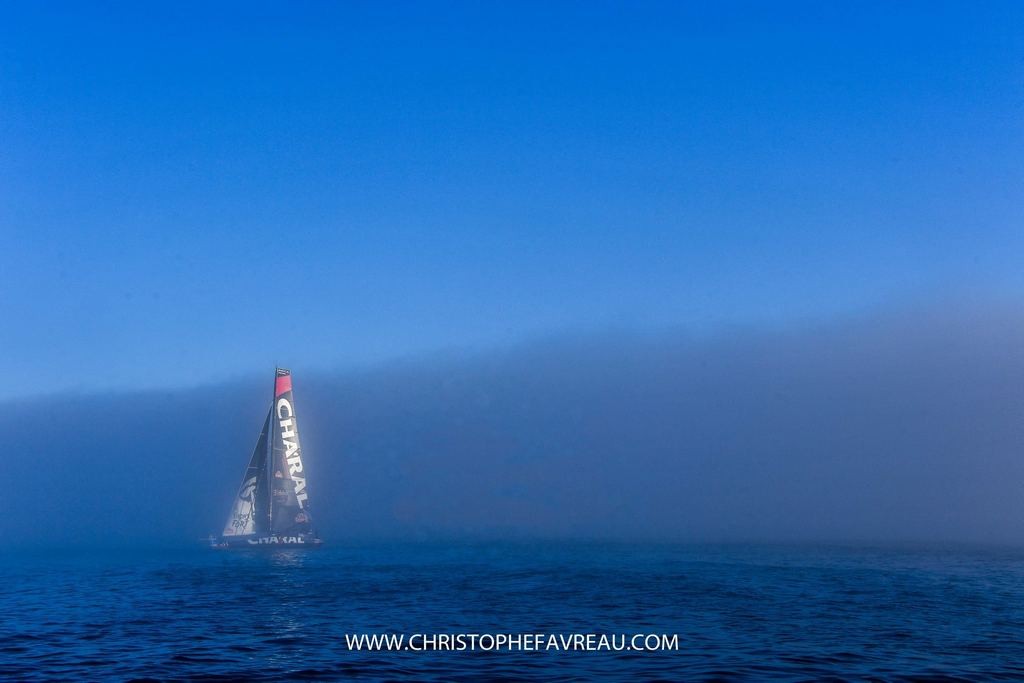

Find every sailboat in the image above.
[213,368,322,548]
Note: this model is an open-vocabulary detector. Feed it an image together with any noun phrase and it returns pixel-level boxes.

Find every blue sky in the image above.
[2,2,1022,397]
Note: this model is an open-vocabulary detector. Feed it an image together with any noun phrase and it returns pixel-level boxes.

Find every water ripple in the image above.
[1,542,1023,680]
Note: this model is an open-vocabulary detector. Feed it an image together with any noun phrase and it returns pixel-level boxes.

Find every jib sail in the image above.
[269,368,314,536]
[222,410,271,537]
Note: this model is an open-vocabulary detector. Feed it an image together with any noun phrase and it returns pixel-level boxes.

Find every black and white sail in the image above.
[222,411,271,538]
[216,368,320,548]
[269,367,314,537]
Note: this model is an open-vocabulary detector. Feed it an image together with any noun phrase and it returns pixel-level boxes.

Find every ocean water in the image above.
[2,542,1023,681]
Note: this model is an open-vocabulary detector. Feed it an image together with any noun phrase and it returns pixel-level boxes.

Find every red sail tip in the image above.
[275,374,292,396]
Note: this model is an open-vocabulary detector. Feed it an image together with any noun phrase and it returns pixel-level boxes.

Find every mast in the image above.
[267,366,277,534]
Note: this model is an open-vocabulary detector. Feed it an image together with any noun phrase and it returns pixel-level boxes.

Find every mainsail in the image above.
[269,368,314,536]
[222,411,271,537]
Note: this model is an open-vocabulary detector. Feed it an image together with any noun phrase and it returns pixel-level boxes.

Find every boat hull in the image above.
[212,534,323,549]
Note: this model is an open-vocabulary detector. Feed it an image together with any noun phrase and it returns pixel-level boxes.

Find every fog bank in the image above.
[8,303,1024,546]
